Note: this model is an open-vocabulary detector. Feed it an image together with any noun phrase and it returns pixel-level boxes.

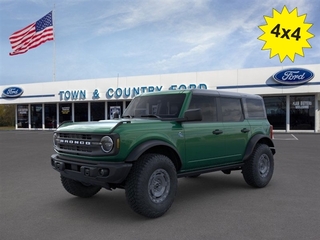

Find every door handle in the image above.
[241,128,250,133]
[212,129,223,135]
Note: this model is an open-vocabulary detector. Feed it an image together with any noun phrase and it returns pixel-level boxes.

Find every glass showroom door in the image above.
[263,96,286,130]
[290,95,315,130]
[45,104,57,128]
[31,104,43,129]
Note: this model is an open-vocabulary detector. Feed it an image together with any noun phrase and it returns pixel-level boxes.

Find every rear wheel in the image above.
[61,175,101,198]
[242,144,274,188]
[125,154,177,218]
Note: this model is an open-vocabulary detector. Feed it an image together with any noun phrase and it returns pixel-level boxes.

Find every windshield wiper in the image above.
[140,114,161,119]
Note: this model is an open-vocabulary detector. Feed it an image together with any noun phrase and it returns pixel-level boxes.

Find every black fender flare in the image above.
[124,140,182,169]
[243,134,276,162]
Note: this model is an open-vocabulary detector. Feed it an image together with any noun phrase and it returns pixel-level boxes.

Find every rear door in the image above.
[218,97,251,163]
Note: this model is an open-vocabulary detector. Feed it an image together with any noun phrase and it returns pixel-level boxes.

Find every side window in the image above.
[188,95,217,122]
[245,98,267,118]
[220,97,243,122]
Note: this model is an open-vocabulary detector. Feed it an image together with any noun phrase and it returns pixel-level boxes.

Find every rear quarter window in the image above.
[245,98,267,119]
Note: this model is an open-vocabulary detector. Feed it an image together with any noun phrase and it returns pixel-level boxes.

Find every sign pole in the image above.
[52,4,56,82]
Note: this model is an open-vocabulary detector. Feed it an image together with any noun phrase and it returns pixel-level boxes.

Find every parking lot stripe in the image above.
[274,134,299,140]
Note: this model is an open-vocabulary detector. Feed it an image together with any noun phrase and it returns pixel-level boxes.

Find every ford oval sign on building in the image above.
[2,87,24,98]
[273,68,314,85]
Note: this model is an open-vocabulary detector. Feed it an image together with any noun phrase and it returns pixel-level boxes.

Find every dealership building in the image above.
[1,63,319,132]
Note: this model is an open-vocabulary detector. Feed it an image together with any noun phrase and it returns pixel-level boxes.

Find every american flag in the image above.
[9,11,54,56]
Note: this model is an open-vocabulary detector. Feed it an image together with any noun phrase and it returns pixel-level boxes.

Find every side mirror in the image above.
[183,109,202,122]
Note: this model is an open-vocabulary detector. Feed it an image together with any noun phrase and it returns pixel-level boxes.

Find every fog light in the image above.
[99,168,109,176]
[84,168,90,176]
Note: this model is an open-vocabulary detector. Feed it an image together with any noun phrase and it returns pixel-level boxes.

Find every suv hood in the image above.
[56,118,164,134]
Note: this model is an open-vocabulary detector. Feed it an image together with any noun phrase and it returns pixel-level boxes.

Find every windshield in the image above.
[123,93,186,119]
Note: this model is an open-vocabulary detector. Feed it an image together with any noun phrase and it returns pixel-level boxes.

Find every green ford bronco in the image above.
[51,89,275,218]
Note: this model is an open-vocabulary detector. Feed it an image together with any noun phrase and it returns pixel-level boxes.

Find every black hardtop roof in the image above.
[190,89,262,99]
[139,89,262,100]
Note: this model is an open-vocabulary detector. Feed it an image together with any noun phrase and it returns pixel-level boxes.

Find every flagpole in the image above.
[52,4,56,82]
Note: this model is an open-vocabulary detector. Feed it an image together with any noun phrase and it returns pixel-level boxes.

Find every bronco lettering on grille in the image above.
[59,139,91,145]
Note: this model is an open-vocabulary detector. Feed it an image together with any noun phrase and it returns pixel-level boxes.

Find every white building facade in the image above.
[1,64,319,132]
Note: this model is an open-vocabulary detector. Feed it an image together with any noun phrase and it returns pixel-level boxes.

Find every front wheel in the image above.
[242,144,274,188]
[125,154,177,218]
[61,175,101,198]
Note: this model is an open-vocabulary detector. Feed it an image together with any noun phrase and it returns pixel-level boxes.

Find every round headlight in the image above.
[101,136,114,153]
[53,133,58,148]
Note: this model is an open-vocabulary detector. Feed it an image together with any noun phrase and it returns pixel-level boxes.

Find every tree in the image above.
[0,105,15,126]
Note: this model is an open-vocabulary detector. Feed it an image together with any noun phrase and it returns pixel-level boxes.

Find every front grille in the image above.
[59,145,92,153]
[55,132,103,156]
[59,133,92,140]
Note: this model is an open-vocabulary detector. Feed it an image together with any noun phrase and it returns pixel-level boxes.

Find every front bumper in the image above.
[51,154,132,188]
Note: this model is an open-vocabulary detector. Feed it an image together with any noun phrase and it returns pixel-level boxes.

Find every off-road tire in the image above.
[61,175,101,198]
[242,144,274,188]
[125,154,177,218]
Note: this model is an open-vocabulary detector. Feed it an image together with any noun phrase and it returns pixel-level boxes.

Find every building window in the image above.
[31,104,43,128]
[45,104,57,128]
[17,105,28,128]
[59,103,72,124]
[263,96,286,130]
[290,95,315,130]
[74,102,88,122]
[91,102,105,121]
[108,102,122,119]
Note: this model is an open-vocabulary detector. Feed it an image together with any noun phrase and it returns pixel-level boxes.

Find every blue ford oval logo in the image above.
[2,87,24,98]
[273,68,314,85]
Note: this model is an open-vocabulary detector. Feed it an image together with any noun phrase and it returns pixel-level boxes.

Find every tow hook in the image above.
[54,161,65,171]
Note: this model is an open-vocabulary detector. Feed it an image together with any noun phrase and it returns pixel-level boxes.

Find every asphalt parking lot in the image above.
[1,131,320,240]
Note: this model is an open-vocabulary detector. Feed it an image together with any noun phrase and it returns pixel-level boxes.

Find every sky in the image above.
[0,0,319,85]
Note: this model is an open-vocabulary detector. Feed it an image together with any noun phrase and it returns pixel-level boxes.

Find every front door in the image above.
[182,94,226,170]
[184,121,225,170]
